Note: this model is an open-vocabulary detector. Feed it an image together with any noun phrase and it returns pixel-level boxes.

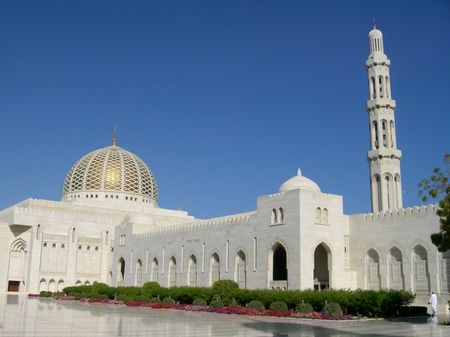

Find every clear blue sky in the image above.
[1,0,449,218]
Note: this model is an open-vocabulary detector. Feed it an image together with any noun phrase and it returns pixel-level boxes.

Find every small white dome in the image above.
[369,28,383,39]
[279,168,321,193]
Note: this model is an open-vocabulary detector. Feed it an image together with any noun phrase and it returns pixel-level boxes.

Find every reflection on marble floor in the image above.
[0,295,448,337]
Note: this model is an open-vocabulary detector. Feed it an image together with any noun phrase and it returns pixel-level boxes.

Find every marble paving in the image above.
[0,295,448,336]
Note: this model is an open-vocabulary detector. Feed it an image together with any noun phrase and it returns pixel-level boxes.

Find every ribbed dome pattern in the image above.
[63,145,158,203]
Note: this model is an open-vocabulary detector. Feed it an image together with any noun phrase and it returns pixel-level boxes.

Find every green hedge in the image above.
[63,283,414,317]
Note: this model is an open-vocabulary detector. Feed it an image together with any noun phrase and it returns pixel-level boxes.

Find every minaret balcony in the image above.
[366,98,396,111]
[367,148,402,160]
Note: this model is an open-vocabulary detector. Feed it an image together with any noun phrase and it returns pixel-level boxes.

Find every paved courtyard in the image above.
[0,295,448,337]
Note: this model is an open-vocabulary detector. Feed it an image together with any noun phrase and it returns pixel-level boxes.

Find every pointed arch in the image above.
[39,279,47,292]
[413,245,430,295]
[48,279,56,292]
[272,242,287,281]
[8,238,28,292]
[235,250,247,289]
[313,242,332,290]
[271,209,278,224]
[278,208,284,223]
[210,252,220,285]
[135,258,143,286]
[117,257,125,286]
[168,256,177,287]
[366,249,381,290]
[57,280,65,292]
[322,208,328,224]
[389,247,404,290]
[151,258,159,282]
[315,207,321,222]
[188,255,197,287]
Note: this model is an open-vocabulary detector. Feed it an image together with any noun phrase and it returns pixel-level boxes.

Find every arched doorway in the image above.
[8,239,28,292]
[313,243,331,291]
[210,253,220,285]
[117,257,125,286]
[235,251,246,289]
[168,257,177,287]
[135,259,143,286]
[269,243,287,289]
[188,255,197,287]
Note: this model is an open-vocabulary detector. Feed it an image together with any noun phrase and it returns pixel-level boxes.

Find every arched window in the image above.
[271,209,278,224]
[278,208,284,223]
[372,121,379,149]
[117,257,125,286]
[210,253,220,285]
[394,174,401,209]
[385,76,390,98]
[151,258,159,282]
[272,243,287,281]
[235,251,246,289]
[315,207,321,222]
[168,257,177,287]
[372,174,382,212]
[57,280,65,292]
[48,279,56,292]
[389,247,404,290]
[39,279,47,292]
[366,249,380,290]
[371,77,376,98]
[381,120,387,147]
[135,259,143,286]
[188,255,197,287]
[378,76,384,98]
[322,208,328,224]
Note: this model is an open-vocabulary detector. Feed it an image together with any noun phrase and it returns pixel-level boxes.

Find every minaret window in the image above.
[381,120,387,147]
[379,76,383,98]
[373,121,379,149]
[385,76,390,97]
[371,77,376,98]
[390,121,395,147]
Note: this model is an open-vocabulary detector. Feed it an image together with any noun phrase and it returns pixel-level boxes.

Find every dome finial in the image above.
[297,168,302,176]
[112,125,117,146]
[372,17,376,30]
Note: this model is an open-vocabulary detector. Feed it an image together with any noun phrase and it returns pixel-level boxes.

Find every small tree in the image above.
[418,154,450,252]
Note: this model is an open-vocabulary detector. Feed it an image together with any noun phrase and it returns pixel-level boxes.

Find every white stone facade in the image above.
[0,27,448,309]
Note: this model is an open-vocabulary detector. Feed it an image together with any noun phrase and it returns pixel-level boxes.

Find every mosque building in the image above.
[0,26,448,307]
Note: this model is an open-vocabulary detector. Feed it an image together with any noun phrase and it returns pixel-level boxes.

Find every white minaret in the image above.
[366,25,403,212]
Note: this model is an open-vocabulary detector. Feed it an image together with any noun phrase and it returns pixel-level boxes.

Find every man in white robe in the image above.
[428,292,437,315]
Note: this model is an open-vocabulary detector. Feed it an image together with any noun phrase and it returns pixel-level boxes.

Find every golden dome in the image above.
[62,144,158,206]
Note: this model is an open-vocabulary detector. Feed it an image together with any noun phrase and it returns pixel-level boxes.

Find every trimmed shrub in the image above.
[246,300,265,311]
[149,297,160,303]
[193,298,207,306]
[39,291,52,298]
[209,299,224,308]
[162,297,176,305]
[321,302,343,316]
[211,280,239,305]
[269,301,288,312]
[228,298,239,307]
[296,302,313,313]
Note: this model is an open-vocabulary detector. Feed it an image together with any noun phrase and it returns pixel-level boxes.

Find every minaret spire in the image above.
[112,126,117,146]
[366,26,403,212]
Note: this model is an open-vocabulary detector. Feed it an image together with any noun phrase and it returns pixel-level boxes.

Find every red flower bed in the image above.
[54,295,75,301]
[123,301,352,320]
[28,293,40,298]
[80,298,124,305]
